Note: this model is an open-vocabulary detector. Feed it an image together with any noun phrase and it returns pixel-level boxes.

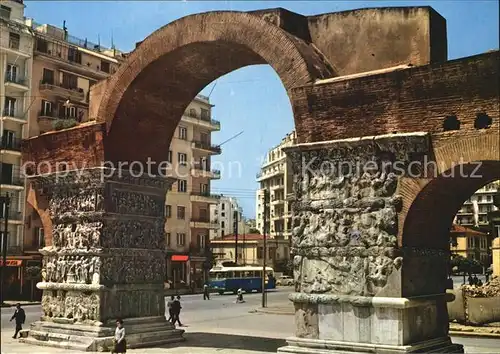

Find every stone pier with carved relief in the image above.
[278,134,464,354]
[20,168,185,351]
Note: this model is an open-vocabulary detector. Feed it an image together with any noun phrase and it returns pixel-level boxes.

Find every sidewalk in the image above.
[450,323,500,338]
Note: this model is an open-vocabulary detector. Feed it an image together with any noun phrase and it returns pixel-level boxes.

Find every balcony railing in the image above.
[2,109,25,120]
[192,141,221,154]
[39,81,85,101]
[5,74,27,86]
[9,39,20,50]
[1,209,23,220]
[0,136,22,151]
[7,246,23,255]
[190,191,221,199]
[0,172,24,187]
[212,169,221,178]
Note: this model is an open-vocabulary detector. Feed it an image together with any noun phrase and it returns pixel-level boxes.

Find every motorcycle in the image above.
[235,288,245,303]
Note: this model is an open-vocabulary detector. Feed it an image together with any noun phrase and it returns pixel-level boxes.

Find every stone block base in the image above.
[278,337,464,354]
[19,316,185,351]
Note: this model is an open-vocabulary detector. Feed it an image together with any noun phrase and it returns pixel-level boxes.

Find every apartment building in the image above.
[456,181,500,231]
[255,131,296,239]
[164,95,221,289]
[0,0,34,300]
[209,195,245,240]
[26,19,124,135]
[450,224,490,265]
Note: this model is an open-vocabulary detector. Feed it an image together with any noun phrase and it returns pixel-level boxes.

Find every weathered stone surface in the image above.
[23,168,184,350]
[285,134,430,297]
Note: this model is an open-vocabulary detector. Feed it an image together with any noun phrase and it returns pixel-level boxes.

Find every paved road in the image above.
[2,287,499,353]
[1,288,291,330]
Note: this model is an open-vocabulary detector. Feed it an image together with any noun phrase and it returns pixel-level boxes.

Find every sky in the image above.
[24,1,499,219]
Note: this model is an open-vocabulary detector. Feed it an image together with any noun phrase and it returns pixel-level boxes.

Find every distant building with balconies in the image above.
[255,131,296,240]
[0,0,34,301]
[455,181,500,231]
[164,95,221,290]
[209,196,245,241]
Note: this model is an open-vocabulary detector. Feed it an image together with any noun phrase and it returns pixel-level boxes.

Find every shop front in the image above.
[166,253,189,290]
[1,258,42,301]
[190,256,208,289]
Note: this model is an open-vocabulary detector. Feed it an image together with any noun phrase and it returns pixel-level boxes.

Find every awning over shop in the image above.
[0,260,22,266]
[171,255,189,262]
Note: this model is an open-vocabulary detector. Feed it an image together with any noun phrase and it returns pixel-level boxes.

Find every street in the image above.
[1,288,500,353]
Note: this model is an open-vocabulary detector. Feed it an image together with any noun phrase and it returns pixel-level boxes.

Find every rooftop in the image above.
[450,224,487,237]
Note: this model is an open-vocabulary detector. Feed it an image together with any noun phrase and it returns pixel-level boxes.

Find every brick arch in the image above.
[401,161,500,250]
[92,11,334,167]
[397,130,500,246]
[26,183,53,246]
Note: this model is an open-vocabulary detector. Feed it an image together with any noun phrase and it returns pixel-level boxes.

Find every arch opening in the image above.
[95,11,333,170]
[401,161,500,296]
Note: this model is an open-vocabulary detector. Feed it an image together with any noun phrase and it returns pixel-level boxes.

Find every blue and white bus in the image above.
[208,265,276,295]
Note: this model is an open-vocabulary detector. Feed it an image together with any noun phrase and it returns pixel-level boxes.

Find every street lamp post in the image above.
[0,194,11,305]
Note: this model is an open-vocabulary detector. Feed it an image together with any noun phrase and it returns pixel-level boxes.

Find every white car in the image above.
[276,275,294,286]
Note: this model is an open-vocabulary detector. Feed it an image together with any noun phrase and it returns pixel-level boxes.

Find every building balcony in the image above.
[256,168,284,181]
[4,75,29,91]
[271,183,284,190]
[0,38,31,58]
[0,168,25,190]
[191,140,221,155]
[271,198,285,205]
[190,217,218,229]
[190,166,221,179]
[190,192,220,204]
[1,109,27,124]
[0,136,22,154]
[6,246,23,256]
[182,111,221,131]
[271,213,285,221]
[1,207,24,222]
[39,81,85,101]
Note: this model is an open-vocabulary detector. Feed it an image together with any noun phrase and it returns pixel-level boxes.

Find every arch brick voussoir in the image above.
[94,11,335,133]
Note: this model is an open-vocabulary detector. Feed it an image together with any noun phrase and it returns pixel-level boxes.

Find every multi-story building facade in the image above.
[456,181,500,231]
[0,0,34,300]
[255,131,296,239]
[209,195,244,240]
[164,95,221,289]
[450,224,490,265]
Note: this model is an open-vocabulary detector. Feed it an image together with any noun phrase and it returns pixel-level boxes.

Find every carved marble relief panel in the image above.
[41,290,101,324]
[42,255,101,284]
[49,188,105,218]
[109,189,164,217]
[100,251,165,284]
[285,136,430,297]
[51,222,103,250]
[101,218,165,249]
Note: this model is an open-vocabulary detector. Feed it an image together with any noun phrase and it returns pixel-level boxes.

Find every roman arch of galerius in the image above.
[19,7,498,353]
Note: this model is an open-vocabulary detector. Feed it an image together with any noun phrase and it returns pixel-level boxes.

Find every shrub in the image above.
[53,119,78,131]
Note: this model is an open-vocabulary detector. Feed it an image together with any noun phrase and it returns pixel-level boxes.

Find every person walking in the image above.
[171,295,183,327]
[10,303,26,339]
[203,283,210,300]
[112,319,126,353]
[167,295,175,322]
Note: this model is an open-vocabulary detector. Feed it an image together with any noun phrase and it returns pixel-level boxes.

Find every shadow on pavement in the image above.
[160,332,287,352]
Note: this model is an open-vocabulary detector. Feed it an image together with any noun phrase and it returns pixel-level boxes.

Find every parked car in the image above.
[276,275,294,286]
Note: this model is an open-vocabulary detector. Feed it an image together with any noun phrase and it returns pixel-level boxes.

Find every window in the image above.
[200,132,209,144]
[167,150,173,163]
[100,61,110,73]
[0,163,13,184]
[4,97,16,116]
[41,100,52,116]
[177,206,185,219]
[221,221,225,229]
[166,233,171,246]
[257,247,263,259]
[197,234,206,249]
[176,233,186,246]
[42,68,54,85]
[200,108,210,121]
[165,205,172,218]
[221,212,225,217]
[178,153,187,166]
[2,130,15,149]
[9,32,20,50]
[6,64,18,83]
[221,203,225,210]
[200,183,208,195]
[65,106,76,119]
[67,46,82,64]
[34,227,45,248]
[35,38,48,53]
[179,127,187,140]
[189,108,197,117]
[0,5,11,19]
[178,180,187,193]
[62,72,78,89]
